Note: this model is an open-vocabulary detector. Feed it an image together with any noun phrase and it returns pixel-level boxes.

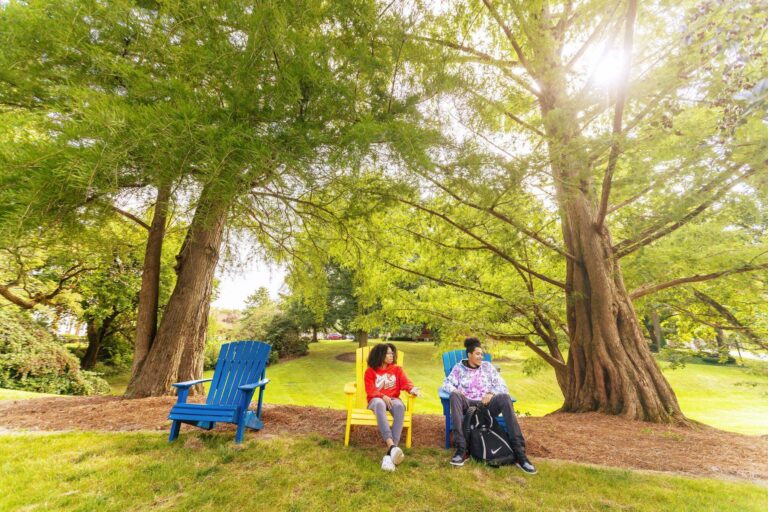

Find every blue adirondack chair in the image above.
[438,349,514,448]
[168,340,271,444]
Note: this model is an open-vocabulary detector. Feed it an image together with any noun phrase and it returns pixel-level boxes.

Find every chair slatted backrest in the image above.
[441,349,491,377]
[207,340,271,406]
[353,346,406,409]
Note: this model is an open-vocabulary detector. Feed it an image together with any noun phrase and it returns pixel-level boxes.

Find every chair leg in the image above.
[344,415,352,447]
[235,416,247,444]
[406,422,412,448]
[445,414,451,449]
[169,420,181,442]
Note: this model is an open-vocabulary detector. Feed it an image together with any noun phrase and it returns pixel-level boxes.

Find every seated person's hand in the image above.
[410,386,421,397]
[481,392,494,406]
[382,395,393,410]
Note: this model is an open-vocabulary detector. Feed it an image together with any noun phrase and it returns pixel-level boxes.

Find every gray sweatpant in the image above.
[368,397,405,446]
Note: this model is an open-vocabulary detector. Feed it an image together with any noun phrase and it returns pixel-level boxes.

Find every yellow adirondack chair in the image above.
[343,346,416,447]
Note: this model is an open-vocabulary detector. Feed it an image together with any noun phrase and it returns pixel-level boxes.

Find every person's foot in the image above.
[515,455,537,474]
[450,448,468,466]
[390,446,405,465]
[381,454,396,472]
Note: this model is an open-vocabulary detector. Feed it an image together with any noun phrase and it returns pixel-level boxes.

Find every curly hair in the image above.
[464,337,482,356]
[367,343,398,368]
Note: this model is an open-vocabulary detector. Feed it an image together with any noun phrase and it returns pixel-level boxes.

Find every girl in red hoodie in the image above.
[364,343,420,472]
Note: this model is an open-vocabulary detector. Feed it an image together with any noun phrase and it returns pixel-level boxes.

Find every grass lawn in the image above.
[661,360,768,435]
[0,388,58,401]
[1,431,765,512]
[100,340,768,435]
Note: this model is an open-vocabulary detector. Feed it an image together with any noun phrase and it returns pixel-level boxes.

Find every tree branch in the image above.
[408,35,519,68]
[595,0,638,230]
[564,2,622,71]
[629,262,768,299]
[481,0,534,76]
[0,264,92,309]
[398,197,566,289]
[424,170,575,261]
[693,289,768,350]
[504,110,546,137]
[382,259,511,303]
[111,206,150,230]
[0,284,36,309]
[615,167,759,258]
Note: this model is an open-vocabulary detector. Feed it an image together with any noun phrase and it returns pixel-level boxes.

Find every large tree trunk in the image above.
[176,277,213,396]
[130,182,171,376]
[125,184,228,398]
[540,91,684,422]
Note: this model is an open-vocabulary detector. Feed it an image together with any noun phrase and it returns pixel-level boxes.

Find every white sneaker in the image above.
[381,454,396,472]
[390,446,405,465]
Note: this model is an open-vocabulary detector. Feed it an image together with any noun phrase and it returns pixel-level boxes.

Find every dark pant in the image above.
[449,391,526,453]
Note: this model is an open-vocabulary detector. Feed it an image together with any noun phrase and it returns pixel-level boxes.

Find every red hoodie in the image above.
[364,364,414,403]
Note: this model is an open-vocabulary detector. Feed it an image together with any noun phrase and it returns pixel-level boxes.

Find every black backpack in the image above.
[462,405,517,467]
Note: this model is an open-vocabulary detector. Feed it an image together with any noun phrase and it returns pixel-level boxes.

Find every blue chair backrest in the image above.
[441,349,492,376]
[207,340,271,406]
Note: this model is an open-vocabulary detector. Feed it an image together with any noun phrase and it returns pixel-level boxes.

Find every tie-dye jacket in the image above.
[440,361,508,401]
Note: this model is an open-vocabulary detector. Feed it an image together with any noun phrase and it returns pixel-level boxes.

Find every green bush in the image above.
[204,338,225,371]
[0,308,109,395]
[659,347,689,369]
[522,356,546,377]
[264,315,309,361]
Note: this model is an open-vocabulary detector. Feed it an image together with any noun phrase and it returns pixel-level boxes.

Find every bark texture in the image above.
[125,184,228,398]
[540,92,684,422]
[130,182,171,376]
[176,277,213,396]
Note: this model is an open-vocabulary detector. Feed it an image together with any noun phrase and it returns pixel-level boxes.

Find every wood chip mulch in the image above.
[1,396,766,484]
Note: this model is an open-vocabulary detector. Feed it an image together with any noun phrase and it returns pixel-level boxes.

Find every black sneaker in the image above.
[515,456,537,475]
[450,449,468,466]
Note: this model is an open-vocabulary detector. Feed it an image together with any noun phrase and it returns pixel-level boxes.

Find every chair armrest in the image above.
[238,378,270,391]
[172,378,212,389]
[343,382,357,395]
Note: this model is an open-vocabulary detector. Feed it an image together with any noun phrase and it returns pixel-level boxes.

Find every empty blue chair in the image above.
[168,340,271,444]
[438,349,513,448]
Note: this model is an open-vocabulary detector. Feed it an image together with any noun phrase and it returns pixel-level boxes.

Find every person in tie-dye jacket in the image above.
[441,337,536,474]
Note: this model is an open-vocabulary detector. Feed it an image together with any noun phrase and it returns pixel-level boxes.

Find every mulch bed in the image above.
[334,352,356,363]
[1,396,766,484]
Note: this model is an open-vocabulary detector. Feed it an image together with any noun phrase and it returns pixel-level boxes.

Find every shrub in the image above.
[659,347,689,370]
[264,314,309,361]
[0,308,109,395]
[522,356,546,377]
[696,348,737,365]
[203,338,225,371]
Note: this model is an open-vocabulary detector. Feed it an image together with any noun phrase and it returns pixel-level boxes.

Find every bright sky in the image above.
[212,261,286,310]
